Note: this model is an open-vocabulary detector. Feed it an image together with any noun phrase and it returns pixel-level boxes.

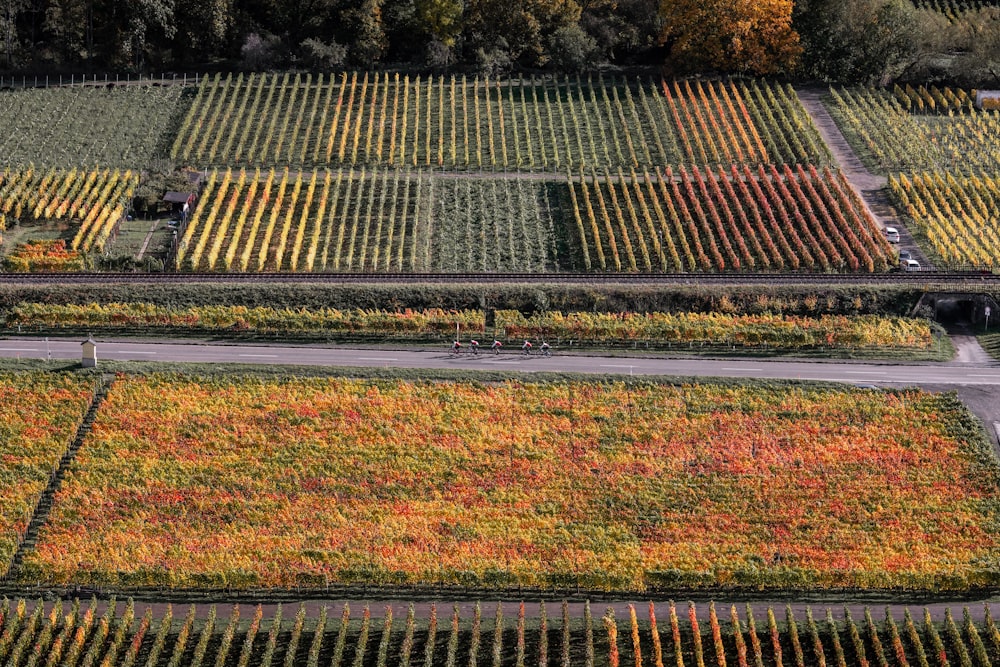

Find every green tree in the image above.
[175,0,232,62]
[42,0,91,62]
[794,0,918,84]
[416,0,462,46]
[348,0,387,65]
[1,0,27,67]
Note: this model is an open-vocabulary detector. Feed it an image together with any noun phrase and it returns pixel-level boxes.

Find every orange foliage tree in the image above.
[659,0,801,75]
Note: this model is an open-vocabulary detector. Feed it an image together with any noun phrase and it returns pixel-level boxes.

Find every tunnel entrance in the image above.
[935,298,977,326]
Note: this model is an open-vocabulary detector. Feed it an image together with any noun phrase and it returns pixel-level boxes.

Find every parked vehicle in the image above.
[885,227,900,243]
[900,258,921,271]
[898,250,911,261]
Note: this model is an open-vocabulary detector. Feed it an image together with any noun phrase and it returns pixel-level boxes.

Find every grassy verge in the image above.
[979,332,1000,361]
[0,357,857,390]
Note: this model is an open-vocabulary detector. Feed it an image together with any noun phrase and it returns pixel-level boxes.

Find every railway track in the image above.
[0,271,997,285]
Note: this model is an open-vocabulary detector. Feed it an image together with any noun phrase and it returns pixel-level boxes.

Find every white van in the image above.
[885,227,900,243]
[900,258,921,272]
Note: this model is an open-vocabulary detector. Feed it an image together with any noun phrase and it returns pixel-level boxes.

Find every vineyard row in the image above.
[0,167,138,252]
[0,598,997,667]
[0,85,183,169]
[169,73,829,171]
[889,168,1000,269]
[828,86,1000,174]
[565,164,892,273]
[174,166,892,274]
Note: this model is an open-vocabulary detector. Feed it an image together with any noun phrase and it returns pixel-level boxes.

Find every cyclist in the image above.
[491,340,503,355]
[469,339,480,355]
[522,340,533,355]
[451,340,462,355]
[540,342,551,357]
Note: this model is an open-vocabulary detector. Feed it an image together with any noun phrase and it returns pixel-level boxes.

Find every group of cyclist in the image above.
[450,339,551,356]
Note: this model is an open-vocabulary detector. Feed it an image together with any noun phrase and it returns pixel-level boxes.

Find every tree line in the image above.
[0,0,997,85]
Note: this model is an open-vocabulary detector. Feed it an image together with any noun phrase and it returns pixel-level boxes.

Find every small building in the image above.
[163,191,197,221]
[81,337,97,368]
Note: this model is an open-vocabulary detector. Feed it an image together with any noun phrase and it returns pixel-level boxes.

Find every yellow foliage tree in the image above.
[659,0,801,75]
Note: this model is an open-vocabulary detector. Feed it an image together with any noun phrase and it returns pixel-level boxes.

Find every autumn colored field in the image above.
[21,375,999,591]
[0,373,95,569]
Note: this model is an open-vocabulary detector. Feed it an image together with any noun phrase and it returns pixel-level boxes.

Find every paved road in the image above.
[3,337,999,386]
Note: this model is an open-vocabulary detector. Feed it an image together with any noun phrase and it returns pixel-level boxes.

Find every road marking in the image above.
[842,370,887,375]
[720,367,763,371]
[0,347,40,352]
[482,360,522,364]
[968,374,1000,378]
[239,354,279,358]
[357,357,398,361]
[600,364,636,369]
[118,351,157,355]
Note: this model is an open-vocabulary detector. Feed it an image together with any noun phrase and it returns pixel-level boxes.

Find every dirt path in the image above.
[136,219,161,261]
[795,87,933,269]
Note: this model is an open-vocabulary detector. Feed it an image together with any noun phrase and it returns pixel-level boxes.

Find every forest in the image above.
[0,0,997,85]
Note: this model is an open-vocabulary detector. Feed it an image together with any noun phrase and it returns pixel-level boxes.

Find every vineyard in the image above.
[0,84,185,168]
[0,168,140,253]
[567,165,891,272]
[173,169,565,273]
[3,240,86,272]
[914,0,1000,19]
[827,86,1000,174]
[175,166,890,274]
[0,373,94,569]
[888,170,1000,269]
[17,376,997,591]
[3,303,935,350]
[0,598,998,667]
[169,73,829,171]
